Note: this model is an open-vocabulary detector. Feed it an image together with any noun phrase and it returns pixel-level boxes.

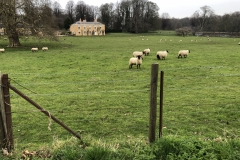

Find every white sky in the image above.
[55,0,240,18]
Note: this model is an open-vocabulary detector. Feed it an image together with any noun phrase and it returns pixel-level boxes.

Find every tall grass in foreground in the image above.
[2,136,239,159]
[0,32,240,158]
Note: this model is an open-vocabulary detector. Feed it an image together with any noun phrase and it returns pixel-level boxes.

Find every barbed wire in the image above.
[7,65,240,76]
[5,67,240,144]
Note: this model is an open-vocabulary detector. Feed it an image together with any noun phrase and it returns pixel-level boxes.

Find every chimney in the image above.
[83,15,86,22]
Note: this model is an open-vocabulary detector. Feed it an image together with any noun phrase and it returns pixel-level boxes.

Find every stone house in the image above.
[69,19,105,36]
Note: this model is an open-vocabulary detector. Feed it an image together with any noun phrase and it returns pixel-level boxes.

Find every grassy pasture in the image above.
[0,32,240,153]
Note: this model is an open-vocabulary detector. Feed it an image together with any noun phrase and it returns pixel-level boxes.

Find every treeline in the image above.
[53,0,240,34]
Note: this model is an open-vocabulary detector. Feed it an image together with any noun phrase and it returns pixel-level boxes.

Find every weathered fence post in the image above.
[0,74,14,151]
[149,63,159,143]
[0,73,7,150]
[159,71,164,138]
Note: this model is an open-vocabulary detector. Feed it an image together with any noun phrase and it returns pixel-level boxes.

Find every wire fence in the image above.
[4,67,240,147]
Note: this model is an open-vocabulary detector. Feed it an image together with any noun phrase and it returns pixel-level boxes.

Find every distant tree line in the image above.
[1,0,240,47]
[54,0,240,34]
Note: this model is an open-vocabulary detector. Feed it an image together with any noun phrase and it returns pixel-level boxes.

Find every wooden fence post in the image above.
[159,71,164,138]
[1,74,14,151]
[149,63,159,143]
[0,73,8,150]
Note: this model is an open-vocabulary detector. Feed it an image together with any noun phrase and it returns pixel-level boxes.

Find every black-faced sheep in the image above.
[133,51,146,59]
[144,48,150,55]
[178,50,190,58]
[156,50,168,60]
[129,55,142,69]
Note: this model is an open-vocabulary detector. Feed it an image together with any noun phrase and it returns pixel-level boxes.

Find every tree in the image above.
[161,12,172,30]
[0,0,57,47]
[119,0,132,32]
[52,1,65,29]
[65,0,75,23]
[75,1,95,22]
[99,3,114,32]
[144,2,160,31]
[120,0,161,33]
[64,17,73,30]
[191,5,215,31]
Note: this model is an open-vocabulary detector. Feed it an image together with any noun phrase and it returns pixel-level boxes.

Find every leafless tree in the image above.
[0,0,57,47]
[192,5,215,31]
[66,0,75,23]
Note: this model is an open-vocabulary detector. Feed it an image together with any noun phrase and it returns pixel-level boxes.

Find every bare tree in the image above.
[161,12,172,30]
[66,0,75,23]
[192,5,215,31]
[52,1,65,29]
[99,3,114,31]
[0,0,57,47]
[75,1,95,22]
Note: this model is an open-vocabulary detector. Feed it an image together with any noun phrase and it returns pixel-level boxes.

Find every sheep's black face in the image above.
[166,50,169,53]
[137,55,141,59]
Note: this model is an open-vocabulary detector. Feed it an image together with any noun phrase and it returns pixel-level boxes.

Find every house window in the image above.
[89,31,92,34]
[94,26,96,29]
[84,31,87,34]
[78,32,81,34]
[78,26,80,29]
[84,26,86,29]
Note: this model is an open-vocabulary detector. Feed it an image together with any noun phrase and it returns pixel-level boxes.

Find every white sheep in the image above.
[129,55,142,69]
[0,48,5,53]
[144,48,150,56]
[133,51,145,59]
[31,47,38,52]
[42,47,48,51]
[178,50,190,58]
[156,50,169,60]
[238,42,240,45]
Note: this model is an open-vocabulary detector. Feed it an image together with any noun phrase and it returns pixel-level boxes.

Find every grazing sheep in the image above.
[156,50,169,60]
[129,55,142,69]
[144,48,150,56]
[0,48,5,53]
[42,47,48,51]
[133,51,145,59]
[31,47,38,52]
[178,50,190,58]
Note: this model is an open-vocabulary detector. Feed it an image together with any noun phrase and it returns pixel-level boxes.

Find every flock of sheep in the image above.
[129,48,190,69]
[31,47,48,52]
[0,47,48,53]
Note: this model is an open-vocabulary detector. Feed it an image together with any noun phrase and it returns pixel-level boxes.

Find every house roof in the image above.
[74,21,104,25]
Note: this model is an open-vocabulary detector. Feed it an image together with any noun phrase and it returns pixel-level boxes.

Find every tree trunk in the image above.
[7,26,21,47]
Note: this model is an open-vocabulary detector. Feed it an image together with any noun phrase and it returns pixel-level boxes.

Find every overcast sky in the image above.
[55,0,240,18]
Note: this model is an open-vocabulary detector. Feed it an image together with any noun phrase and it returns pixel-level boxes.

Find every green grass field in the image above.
[1,32,240,158]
